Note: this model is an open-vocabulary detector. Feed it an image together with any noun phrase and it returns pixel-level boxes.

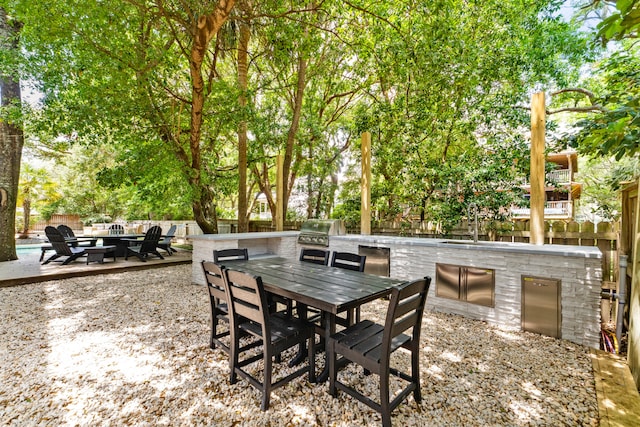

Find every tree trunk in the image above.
[236,17,250,233]
[0,8,23,262]
[187,0,235,234]
[22,198,30,233]
[282,53,308,215]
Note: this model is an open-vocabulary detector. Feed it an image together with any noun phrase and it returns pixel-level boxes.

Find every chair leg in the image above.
[42,254,60,265]
[380,367,392,427]
[308,334,316,383]
[210,309,217,349]
[61,253,83,265]
[411,343,422,402]
[261,351,273,411]
[328,341,337,396]
[229,334,239,385]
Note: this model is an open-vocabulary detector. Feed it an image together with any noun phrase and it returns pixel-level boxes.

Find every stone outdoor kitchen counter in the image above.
[190,232,602,348]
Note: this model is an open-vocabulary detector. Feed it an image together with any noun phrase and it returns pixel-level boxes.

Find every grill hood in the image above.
[297,219,346,246]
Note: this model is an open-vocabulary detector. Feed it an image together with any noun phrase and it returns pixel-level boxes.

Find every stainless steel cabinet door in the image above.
[436,263,461,300]
[465,267,495,307]
[521,276,561,338]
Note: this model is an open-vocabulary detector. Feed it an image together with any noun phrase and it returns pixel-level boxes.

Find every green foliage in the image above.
[2,0,595,229]
[571,43,640,160]
[596,0,640,42]
[334,0,589,231]
[578,155,640,220]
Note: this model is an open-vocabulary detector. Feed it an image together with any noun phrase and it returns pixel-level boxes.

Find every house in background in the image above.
[511,149,582,220]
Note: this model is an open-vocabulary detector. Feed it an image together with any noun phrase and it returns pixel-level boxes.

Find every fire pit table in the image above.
[85,245,117,264]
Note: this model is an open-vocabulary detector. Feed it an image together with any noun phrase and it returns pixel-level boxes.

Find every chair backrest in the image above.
[382,277,432,357]
[202,261,227,303]
[299,248,330,266]
[214,248,249,263]
[57,224,76,239]
[139,225,162,251]
[159,225,177,244]
[45,226,73,256]
[331,251,366,272]
[108,224,124,235]
[224,269,270,338]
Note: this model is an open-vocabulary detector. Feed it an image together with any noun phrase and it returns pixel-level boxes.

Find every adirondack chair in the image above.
[57,224,97,248]
[108,224,124,235]
[157,224,177,256]
[124,225,164,262]
[42,226,88,265]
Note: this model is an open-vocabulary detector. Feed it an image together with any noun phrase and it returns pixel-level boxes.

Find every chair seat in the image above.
[332,320,411,366]
[240,312,315,345]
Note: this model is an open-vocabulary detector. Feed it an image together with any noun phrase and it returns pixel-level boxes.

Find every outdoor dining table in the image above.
[221,256,406,382]
[101,234,145,257]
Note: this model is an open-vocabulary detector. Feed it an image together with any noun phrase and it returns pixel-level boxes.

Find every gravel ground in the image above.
[0,264,599,426]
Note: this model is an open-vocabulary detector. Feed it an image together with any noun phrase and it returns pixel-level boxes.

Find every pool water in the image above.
[16,244,45,255]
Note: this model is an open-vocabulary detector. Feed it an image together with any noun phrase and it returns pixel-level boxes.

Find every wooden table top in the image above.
[222,257,405,315]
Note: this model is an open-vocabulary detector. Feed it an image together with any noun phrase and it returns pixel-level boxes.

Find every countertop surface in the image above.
[189,231,602,259]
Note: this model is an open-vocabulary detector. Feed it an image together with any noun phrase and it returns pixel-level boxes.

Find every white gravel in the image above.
[0,264,599,426]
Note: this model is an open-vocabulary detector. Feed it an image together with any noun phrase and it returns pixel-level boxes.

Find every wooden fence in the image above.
[31,214,84,233]
[356,219,620,284]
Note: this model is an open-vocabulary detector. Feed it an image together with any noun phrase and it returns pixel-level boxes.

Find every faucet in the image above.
[467,203,479,243]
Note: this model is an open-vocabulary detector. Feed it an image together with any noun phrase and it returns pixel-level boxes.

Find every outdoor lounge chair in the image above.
[57,224,97,248]
[42,226,88,265]
[124,225,164,262]
[157,224,177,256]
[328,277,432,427]
[108,224,124,235]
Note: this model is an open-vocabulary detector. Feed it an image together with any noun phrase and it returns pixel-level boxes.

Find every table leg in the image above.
[316,312,336,383]
[289,303,308,367]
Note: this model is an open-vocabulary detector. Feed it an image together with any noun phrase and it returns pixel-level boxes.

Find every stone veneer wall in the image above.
[329,237,602,349]
[190,233,602,349]
[191,232,299,287]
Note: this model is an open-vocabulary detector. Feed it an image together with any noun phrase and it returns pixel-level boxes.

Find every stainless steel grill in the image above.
[297,219,346,247]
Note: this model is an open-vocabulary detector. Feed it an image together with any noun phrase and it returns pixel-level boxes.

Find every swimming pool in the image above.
[16,244,45,255]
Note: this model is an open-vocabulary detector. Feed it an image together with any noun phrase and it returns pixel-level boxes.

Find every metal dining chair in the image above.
[224,268,316,410]
[328,276,432,427]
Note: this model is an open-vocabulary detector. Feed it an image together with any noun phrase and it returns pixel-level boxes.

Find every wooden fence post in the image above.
[276,153,284,232]
[361,132,371,235]
[530,92,546,245]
